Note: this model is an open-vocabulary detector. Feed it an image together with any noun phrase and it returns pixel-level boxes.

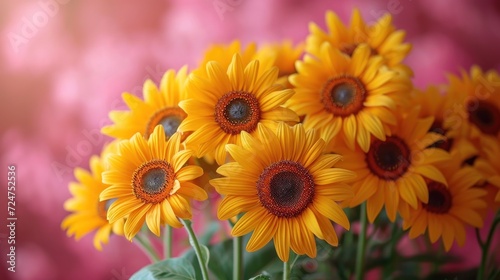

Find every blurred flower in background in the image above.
[1,0,500,279]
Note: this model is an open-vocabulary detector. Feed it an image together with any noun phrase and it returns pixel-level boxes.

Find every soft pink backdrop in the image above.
[1,0,500,279]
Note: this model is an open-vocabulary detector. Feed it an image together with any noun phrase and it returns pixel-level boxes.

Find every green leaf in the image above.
[248,274,271,280]
[131,256,197,280]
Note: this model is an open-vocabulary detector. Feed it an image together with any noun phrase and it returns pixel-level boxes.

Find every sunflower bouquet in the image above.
[61,9,500,280]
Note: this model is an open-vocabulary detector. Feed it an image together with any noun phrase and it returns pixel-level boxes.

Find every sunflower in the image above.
[410,86,457,151]
[101,67,189,140]
[411,86,484,169]
[210,123,355,262]
[178,53,299,165]
[287,42,411,152]
[61,141,124,251]
[100,126,208,240]
[253,40,304,87]
[402,157,487,251]
[195,40,260,76]
[334,108,451,223]
[306,9,412,73]
[445,66,500,143]
[469,138,500,205]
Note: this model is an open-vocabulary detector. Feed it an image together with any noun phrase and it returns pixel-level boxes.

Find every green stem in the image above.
[181,219,209,280]
[163,225,172,259]
[233,235,243,280]
[477,211,500,280]
[289,252,299,272]
[355,203,368,280]
[283,259,290,280]
[382,221,398,279]
[475,227,485,248]
[135,234,161,263]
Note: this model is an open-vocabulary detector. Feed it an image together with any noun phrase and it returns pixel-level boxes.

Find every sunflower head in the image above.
[179,53,298,165]
[288,42,412,152]
[306,9,412,71]
[61,141,125,251]
[402,156,487,251]
[335,108,451,222]
[210,123,355,262]
[101,67,189,141]
[100,126,208,240]
[410,86,458,151]
[468,138,500,207]
[254,40,305,87]
[445,66,500,142]
[194,40,258,76]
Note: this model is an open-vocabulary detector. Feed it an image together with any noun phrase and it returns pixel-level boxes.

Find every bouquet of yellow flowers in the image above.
[61,8,500,280]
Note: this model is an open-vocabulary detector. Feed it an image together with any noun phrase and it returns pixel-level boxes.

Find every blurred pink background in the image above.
[1,0,500,279]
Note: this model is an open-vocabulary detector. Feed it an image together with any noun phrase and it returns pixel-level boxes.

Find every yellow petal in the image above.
[169,195,192,219]
[427,214,442,243]
[218,196,259,221]
[161,200,183,228]
[124,205,151,240]
[367,189,384,223]
[171,150,193,173]
[176,165,204,181]
[232,207,268,236]
[412,165,447,185]
[342,115,357,150]
[313,197,350,230]
[384,182,400,221]
[107,197,143,223]
[314,168,356,185]
[177,182,208,201]
[246,214,277,252]
[274,219,291,262]
[145,204,162,236]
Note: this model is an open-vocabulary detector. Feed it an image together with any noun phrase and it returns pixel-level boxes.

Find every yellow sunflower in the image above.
[410,86,483,164]
[101,67,189,140]
[100,126,208,240]
[470,138,500,205]
[178,53,299,165]
[210,123,355,262]
[195,40,260,76]
[288,42,411,152]
[402,158,487,251]
[61,141,124,251]
[445,66,500,143]
[334,108,450,223]
[306,9,412,73]
[411,86,456,151]
[253,40,304,87]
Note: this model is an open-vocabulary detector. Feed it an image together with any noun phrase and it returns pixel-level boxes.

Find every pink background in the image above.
[1,0,500,279]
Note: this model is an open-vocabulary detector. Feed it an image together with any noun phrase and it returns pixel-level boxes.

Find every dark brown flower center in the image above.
[257,160,315,218]
[321,76,366,117]
[215,91,261,135]
[463,155,478,166]
[366,136,411,180]
[146,107,187,139]
[422,181,452,214]
[467,99,500,136]
[132,160,175,204]
[427,120,453,151]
